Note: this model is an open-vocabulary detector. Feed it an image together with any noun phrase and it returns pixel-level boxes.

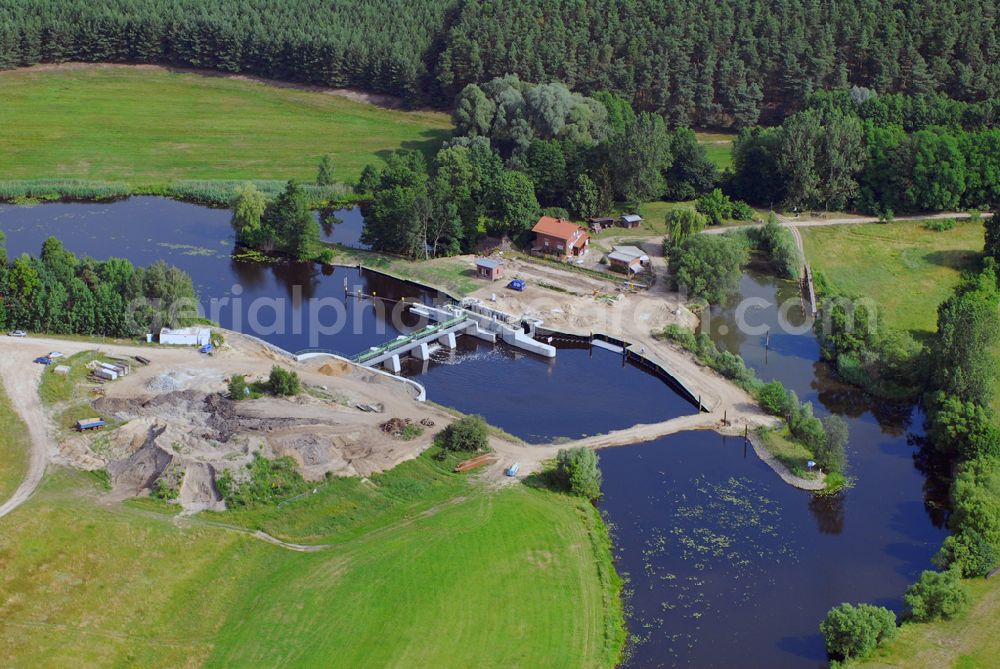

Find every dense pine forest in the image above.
[2,0,999,125]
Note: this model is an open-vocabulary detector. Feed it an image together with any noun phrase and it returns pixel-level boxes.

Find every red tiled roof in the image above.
[532,216,587,242]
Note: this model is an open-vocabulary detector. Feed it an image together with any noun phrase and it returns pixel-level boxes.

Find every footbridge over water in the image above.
[352,302,556,373]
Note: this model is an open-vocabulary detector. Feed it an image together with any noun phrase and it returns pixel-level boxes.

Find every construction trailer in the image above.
[159,326,212,347]
[76,417,106,431]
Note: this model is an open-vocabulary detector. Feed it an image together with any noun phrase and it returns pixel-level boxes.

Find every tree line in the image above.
[3,0,999,124]
[359,79,718,257]
[0,234,198,337]
[727,105,1000,215]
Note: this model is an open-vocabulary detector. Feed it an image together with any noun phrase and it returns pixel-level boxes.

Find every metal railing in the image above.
[351,315,468,364]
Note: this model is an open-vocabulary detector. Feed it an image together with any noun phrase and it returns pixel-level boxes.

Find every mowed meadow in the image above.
[0,65,453,185]
[802,219,986,335]
[0,459,623,668]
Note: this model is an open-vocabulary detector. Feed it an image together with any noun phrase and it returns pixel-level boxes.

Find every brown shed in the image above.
[476,257,505,280]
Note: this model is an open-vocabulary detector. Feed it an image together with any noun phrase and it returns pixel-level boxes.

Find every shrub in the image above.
[553,447,603,499]
[695,188,754,225]
[317,247,336,264]
[657,324,697,349]
[216,454,310,508]
[400,424,424,441]
[816,415,848,472]
[268,366,301,396]
[950,456,1000,549]
[932,530,997,578]
[745,214,801,278]
[696,188,732,226]
[440,415,489,452]
[714,350,756,385]
[228,374,249,400]
[820,603,897,661]
[730,201,755,220]
[924,217,957,231]
[927,392,1000,460]
[668,232,750,303]
[904,569,970,621]
[757,380,789,415]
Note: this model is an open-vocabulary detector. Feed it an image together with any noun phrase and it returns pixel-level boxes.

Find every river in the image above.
[0,198,950,666]
[598,268,949,666]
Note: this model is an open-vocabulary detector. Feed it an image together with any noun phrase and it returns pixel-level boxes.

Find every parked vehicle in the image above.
[507,279,526,292]
[505,463,521,477]
[8,330,26,337]
[76,417,107,431]
[33,356,53,365]
[48,351,65,359]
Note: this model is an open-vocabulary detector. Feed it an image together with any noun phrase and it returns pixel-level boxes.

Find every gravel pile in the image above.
[146,370,196,393]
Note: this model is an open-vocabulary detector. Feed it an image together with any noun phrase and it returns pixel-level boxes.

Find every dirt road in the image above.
[0,350,51,518]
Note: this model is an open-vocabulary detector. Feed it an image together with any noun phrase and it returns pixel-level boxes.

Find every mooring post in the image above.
[698,394,702,411]
[744,424,748,440]
[765,328,770,349]
[358,262,362,275]
[589,331,593,358]
[724,409,727,425]
[621,346,626,367]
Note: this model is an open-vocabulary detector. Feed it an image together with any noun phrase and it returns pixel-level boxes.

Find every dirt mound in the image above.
[317,361,350,376]
[381,417,411,434]
[107,427,174,496]
[177,463,225,512]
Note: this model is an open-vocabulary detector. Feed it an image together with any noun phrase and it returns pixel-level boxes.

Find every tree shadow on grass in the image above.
[373,129,453,163]
[923,249,982,270]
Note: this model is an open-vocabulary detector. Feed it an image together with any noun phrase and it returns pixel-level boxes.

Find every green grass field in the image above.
[695,131,735,170]
[0,382,29,506]
[0,455,623,668]
[801,220,985,335]
[0,65,452,186]
[853,578,1000,669]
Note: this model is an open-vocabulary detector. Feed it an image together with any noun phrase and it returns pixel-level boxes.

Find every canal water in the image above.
[0,199,949,666]
[598,268,949,667]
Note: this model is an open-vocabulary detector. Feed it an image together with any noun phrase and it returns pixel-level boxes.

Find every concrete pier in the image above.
[438,331,456,349]
[383,354,401,374]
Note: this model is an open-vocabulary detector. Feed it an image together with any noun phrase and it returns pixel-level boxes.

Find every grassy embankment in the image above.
[851,577,1000,669]
[0,382,30,506]
[801,218,1000,666]
[0,65,452,191]
[0,450,624,668]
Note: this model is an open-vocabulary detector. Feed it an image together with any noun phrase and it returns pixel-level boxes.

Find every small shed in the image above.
[159,327,211,347]
[619,214,643,228]
[589,216,616,232]
[476,257,505,281]
[607,245,649,273]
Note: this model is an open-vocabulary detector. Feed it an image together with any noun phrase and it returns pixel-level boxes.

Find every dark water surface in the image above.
[600,268,948,667]
[401,337,695,442]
